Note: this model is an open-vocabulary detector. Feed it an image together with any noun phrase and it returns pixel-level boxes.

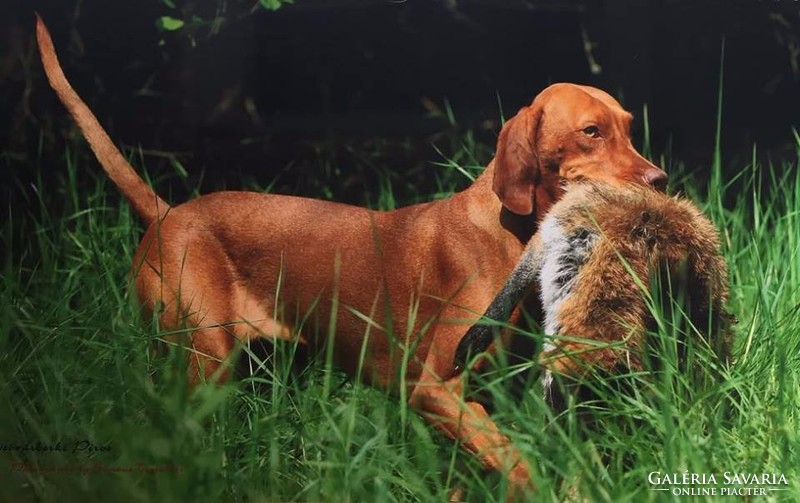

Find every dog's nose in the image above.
[643,168,668,191]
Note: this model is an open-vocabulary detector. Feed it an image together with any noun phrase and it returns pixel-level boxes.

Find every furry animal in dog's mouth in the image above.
[454,181,734,402]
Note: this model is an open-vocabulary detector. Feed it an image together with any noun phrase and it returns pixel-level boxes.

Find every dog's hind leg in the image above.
[141,280,296,385]
[133,229,295,384]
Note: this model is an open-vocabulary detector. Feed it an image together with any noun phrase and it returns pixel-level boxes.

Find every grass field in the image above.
[2,126,799,502]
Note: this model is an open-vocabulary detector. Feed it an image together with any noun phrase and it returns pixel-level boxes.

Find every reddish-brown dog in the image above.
[36,15,665,490]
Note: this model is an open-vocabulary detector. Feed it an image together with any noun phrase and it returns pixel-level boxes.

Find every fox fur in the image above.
[454,182,732,399]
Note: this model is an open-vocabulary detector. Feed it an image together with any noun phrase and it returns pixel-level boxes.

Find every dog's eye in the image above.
[582,125,601,139]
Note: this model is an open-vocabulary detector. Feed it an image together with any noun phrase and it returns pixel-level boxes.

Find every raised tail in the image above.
[35,14,169,225]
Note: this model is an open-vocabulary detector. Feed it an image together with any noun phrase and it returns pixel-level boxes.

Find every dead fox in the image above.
[453,181,733,401]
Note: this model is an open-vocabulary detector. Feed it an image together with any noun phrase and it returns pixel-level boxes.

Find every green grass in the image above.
[2,127,799,502]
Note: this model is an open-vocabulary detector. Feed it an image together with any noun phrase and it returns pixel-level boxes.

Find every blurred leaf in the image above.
[161,0,176,8]
[260,0,293,11]
[156,16,185,32]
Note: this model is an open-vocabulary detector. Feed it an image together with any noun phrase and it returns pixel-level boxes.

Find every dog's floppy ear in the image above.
[492,106,543,216]
[453,235,544,372]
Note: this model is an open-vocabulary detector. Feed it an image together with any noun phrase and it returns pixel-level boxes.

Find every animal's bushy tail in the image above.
[35,14,169,225]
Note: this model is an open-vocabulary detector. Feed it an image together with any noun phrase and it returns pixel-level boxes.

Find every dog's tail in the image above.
[35,14,169,226]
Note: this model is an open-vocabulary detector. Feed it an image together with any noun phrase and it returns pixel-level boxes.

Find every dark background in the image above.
[2,0,799,209]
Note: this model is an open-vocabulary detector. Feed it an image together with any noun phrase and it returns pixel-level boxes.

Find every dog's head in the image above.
[492,83,667,220]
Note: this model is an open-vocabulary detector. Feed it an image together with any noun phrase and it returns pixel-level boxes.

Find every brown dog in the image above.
[36,15,665,489]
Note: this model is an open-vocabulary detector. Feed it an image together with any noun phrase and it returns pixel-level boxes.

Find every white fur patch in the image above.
[538,215,597,349]
[539,216,570,340]
[541,369,554,401]
[537,215,598,402]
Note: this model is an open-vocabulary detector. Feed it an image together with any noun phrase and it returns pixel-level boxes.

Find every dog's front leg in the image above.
[409,378,533,496]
